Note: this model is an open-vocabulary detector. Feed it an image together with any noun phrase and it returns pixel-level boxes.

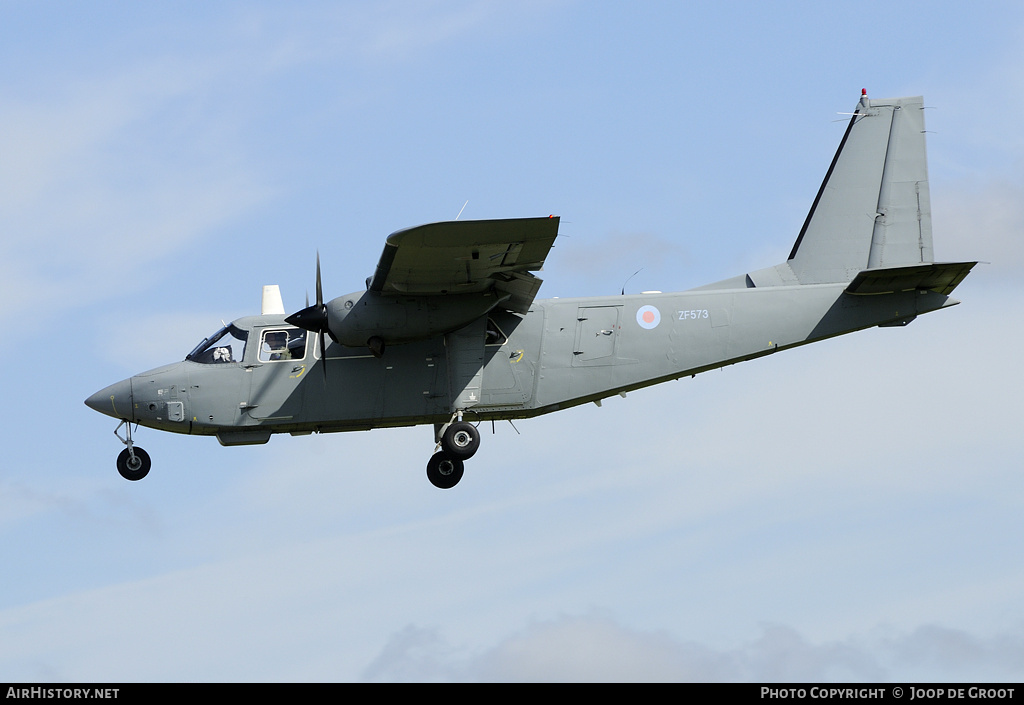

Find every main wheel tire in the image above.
[117,447,151,481]
[441,421,480,460]
[426,451,464,489]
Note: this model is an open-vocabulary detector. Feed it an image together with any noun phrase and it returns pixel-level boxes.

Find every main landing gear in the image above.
[426,418,480,489]
[114,420,151,481]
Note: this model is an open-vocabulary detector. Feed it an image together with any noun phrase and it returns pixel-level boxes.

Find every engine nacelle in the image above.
[325,290,504,348]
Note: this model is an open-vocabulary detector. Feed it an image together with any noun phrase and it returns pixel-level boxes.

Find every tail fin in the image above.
[693,93,974,295]
[787,93,933,284]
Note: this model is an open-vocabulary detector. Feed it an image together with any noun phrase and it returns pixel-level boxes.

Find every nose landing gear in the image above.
[117,447,152,481]
[426,416,480,489]
[114,420,151,481]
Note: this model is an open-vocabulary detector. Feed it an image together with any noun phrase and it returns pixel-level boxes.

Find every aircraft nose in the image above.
[85,378,134,420]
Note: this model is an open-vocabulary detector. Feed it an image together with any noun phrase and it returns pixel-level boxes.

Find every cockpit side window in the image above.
[186,324,249,364]
[258,327,307,362]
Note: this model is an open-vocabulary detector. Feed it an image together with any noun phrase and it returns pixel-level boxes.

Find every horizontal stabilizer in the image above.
[845,261,977,296]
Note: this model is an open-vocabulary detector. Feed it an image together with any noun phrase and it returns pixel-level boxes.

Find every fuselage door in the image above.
[572,306,621,366]
[242,326,310,423]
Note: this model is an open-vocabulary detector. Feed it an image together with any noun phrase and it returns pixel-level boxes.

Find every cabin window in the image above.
[258,327,307,362]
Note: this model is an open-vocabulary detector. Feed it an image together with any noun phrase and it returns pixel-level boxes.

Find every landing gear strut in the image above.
[425,415,481,489]
[114,420,151,481]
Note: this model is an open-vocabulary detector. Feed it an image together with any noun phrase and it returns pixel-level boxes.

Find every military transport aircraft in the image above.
[86,91,975,489]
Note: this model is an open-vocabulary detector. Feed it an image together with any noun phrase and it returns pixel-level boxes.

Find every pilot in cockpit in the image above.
[264,331,291,361]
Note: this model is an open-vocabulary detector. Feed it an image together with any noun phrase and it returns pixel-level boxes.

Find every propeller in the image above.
[286,252,331,382]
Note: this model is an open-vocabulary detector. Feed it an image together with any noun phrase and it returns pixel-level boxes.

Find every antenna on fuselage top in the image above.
[456,200,468,220]
[261,285,285,315]
[621,268,643,296]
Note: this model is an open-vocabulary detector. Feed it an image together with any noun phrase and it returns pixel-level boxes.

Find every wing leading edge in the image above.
[367,216,560,314]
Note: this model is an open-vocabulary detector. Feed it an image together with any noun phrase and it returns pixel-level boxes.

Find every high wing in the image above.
[366,216,560,314]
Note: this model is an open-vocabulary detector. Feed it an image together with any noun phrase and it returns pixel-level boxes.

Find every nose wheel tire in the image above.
[441,421,480,460]
[426,451,464,489]
[117,447,151,481]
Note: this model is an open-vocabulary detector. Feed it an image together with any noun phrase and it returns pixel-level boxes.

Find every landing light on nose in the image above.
[85,378,133,420]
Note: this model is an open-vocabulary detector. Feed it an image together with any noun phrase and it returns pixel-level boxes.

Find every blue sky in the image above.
[1,1,1023,682]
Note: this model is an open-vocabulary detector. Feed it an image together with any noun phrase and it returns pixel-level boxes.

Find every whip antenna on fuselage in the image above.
[621,268,643,295]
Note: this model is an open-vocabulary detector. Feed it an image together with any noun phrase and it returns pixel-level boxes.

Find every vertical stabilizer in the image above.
[788,94,933,284]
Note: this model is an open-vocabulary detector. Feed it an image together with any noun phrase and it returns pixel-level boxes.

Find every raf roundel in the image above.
[636,305,661,330]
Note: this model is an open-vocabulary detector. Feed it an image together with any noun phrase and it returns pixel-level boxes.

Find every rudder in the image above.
[788,93,933,284]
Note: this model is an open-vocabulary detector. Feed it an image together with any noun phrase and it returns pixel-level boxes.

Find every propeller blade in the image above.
[315,251,323,307]
[319,329,327,384]
[285,252,329,334]
[285,252,331,385]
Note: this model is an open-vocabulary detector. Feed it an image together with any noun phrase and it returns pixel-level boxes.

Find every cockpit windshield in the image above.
[186,324,249,364]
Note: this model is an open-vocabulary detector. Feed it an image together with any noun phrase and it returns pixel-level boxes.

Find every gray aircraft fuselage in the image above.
[88,281,956,445]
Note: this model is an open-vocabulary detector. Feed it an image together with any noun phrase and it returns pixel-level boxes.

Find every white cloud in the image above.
[934,179,1024,279]
[359,0,507,61]
[0,61,276,327]
[361,615,1024,682]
